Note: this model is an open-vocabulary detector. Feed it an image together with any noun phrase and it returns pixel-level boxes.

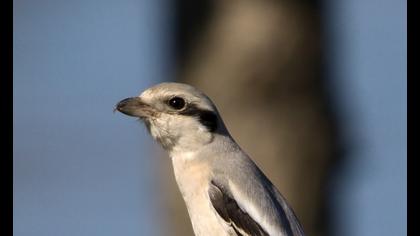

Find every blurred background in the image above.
[13,0,406,236]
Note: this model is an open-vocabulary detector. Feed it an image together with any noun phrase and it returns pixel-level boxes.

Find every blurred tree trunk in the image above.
[158,1,335,236]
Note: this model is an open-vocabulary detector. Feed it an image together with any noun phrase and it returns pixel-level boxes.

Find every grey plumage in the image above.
[116,82,305,236]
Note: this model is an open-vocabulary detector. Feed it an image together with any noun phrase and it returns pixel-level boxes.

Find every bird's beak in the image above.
[115,97,154,118]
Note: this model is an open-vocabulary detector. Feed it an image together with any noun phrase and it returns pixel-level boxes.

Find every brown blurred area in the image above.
[157,1,337,236]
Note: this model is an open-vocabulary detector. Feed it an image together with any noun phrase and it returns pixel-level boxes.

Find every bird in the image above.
[115,82,305,236]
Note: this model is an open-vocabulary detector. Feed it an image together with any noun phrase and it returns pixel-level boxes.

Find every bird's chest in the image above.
[171,156,234,236]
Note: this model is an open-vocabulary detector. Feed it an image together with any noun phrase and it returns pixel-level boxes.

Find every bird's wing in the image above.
[269,186,306,236]
[209,180,269,236]
[208,172,305,236]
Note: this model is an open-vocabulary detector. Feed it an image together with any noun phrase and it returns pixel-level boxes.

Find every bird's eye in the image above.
[168,97,186,110]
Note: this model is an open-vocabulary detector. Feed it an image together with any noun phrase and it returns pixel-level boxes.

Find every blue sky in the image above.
[325,0,407,235]
[13,0,171,235]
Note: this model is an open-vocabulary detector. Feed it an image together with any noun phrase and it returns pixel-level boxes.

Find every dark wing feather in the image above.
[209,180,269,236]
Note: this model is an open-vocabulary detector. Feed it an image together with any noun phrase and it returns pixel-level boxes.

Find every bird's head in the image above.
[116,82,228,152]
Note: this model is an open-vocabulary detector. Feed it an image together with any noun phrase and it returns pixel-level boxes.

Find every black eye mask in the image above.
[178,104,218,133]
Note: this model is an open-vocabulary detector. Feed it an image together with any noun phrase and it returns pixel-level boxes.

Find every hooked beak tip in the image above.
[115,97,152,118]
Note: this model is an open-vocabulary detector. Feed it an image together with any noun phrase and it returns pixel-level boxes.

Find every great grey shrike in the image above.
[116,82,305,236]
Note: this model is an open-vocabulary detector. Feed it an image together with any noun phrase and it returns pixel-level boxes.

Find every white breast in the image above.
[171,153,235,236]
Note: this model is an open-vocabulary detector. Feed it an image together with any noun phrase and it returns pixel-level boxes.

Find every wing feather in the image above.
[209,180,269,236]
